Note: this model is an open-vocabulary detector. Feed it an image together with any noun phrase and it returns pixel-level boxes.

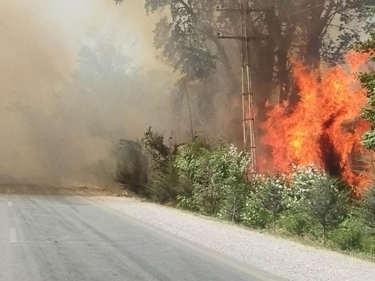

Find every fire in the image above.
[261,51,371,192]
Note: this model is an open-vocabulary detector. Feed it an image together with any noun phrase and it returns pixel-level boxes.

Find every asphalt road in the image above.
[0,185,283,281]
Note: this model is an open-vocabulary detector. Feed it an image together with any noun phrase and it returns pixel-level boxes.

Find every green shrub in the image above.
[277,210,313,236]
[174,137,213,214]
[302,176,349,243]
[360,234,375,256]
[241,195,272,228]
[174,138,249,219]
[211,143,249,221]
[147,160,193,204]
[330,215,364,251]
[283,166,349,243]
[287,165,328,205]
[252,175,287,229]
[361,185,375,230]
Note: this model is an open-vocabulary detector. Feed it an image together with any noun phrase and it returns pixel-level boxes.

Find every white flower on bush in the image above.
[285,164,329,208]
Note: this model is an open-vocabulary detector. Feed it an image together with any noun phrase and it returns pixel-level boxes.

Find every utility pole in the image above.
[217,0,268,176]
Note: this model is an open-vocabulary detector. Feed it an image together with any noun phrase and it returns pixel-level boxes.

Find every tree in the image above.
[141,127,171,173]
[303,177,348,243]
[115,0,374,145]
[356,28,375,232]
[115,0,373,96]
[253,175,286,230]
[356,31,375,151]
[361,185,375,230]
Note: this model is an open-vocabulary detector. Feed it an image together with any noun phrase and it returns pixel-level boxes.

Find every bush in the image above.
[302,176,349,243]
[277,210,313,236]
[241,195,272,228]
[141,127,171,173]
[252,175,287,229]
[330,215,364,251]
[174,138,249,219]
[360,234,375,256]
[361,185,375,230]
[174,137,213,213]
[287,165,328,205]
[114,128,174,197]
[147,159,194,204]
[113,139,148,195]
[211,142,249,221]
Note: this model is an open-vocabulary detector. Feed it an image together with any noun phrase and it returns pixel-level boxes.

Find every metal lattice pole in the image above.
[217,0,268,176]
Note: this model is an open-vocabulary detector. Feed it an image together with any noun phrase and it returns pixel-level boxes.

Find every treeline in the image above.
[114,128,375,257]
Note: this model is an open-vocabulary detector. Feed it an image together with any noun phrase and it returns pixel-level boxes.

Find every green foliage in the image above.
[302,177,349,242]
[330,215,365,251]
[360,234,375,255]
[286,165,329,207]
[277,166,328,236]
[241,197,272,229]
[329,211,375,255]
[356,31,375,150]
[251,175,287,229]
[213,143,249,221]
[361,185,375,230]
[115,129,373,257]
[174,137,249,220]
[277,210,313,237]
[146,160,193,204]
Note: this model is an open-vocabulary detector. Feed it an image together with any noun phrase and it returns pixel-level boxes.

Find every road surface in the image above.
[0,185,282,281]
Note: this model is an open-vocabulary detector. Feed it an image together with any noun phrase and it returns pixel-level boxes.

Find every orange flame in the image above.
[261,51,371,193]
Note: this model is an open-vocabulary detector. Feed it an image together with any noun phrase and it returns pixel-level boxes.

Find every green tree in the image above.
[356,31,375,151]
[361,184,375,231]
[355,21,375,233]
[253,175,287,230]
[174,137,249,218]
[303,177,348,243]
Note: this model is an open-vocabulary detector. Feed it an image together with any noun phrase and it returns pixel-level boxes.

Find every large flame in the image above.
[261,51,371,192]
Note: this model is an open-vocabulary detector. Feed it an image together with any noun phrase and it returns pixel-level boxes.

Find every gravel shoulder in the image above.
[91,195,375,281]
[5,184,373,280]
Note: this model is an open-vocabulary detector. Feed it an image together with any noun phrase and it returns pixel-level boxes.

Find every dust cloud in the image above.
[0,0,176,187]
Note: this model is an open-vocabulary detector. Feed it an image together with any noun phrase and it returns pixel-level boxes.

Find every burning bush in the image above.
[261,51,371,192]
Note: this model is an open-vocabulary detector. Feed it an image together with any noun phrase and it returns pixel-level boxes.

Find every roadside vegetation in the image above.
[113,131,375,259]
[109,2,375,260]
[113,31,375,259]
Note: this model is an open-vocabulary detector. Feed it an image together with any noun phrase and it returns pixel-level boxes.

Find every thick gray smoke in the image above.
[0,0,175,186]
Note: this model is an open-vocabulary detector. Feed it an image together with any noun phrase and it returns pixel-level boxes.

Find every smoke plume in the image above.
[0,0,175,186]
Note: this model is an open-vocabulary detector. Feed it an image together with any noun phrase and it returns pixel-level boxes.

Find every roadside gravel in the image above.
[94,196,375,281]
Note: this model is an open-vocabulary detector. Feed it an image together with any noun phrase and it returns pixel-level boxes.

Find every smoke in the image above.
[0,0,175,186]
